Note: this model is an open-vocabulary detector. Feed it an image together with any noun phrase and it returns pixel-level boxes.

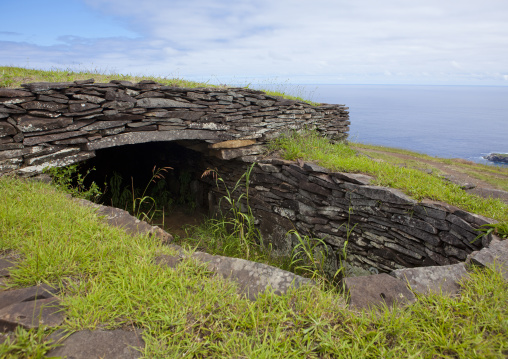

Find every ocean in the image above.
[256,84,508,166]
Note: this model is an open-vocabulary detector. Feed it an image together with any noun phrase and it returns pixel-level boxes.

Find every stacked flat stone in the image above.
[204,158,496,274]
[0,80,349,176]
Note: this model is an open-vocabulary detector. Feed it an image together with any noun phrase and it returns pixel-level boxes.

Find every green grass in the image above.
[352,143,508,173]
[0,326,60,359]
[0,66,215,89]
[352,143,508,191]
[1,176,508,358]
[459,170,508,192]
[172,165,329,282]
[0,66,319,105]
[2,66,508,357]
[270,131,508,224]
[352,142,448,160]
[261,88,320,106]
[350,146,508,192]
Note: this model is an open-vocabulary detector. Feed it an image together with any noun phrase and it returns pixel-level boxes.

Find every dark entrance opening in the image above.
[80,141,213,237]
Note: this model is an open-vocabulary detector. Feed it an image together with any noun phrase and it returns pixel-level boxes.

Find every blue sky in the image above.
[1,0,507,85]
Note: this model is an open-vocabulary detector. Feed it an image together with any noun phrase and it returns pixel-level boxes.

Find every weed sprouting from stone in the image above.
[130,166,173,222]
[200,163,261,260]
[43,164,102,202]
[287,221,354,289]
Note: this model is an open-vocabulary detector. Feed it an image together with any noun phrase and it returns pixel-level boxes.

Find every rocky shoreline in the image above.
[484,153,508,164]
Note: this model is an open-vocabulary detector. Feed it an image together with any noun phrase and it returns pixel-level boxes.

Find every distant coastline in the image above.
[484,153,508,164]
[253,84,508,166]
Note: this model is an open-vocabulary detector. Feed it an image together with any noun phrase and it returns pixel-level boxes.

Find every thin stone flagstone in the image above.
[343,273,416,310]
[467,238,508,281]
[391,263,469,296]
[47,329,144,359]
[0,298,64,332]
[191,251,313,300]
[0,284,58,310]
[0,259,15,278]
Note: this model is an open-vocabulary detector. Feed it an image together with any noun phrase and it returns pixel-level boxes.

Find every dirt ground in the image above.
[155,208,209,238]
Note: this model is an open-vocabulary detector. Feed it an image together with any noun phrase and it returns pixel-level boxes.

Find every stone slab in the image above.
[74,78,95,85]
[212,145,265,160]
[332,172,373,185]
[0,259,15,277]
[188,122,230,131]
[344,183,417,205]
[0,298,64,331]
[161,110,205,121]
[26,147,81,166]
[0,284,59,310]
[136,97,205,108]
[0,89,33,97]
[72,94,106,104]
[46,329,144,359]
[85,130,226,150]
[209,139,256,149]
[391,263,469,296]
[22,82,73,91]
[105,91,137,103]
[302,162,330,173]
[0,122,17,137]
[81,120,130,131]
[191,252,313,300]
[17,151,96,176]
[467,238,508,280]
[76,200,173,244]
[20,101,67,112]
[69,102,101,112]
[343,273,416,310]
[22,130,88,146]
[155,254,181,269]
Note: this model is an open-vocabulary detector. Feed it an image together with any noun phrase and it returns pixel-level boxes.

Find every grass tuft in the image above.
[0,66,213,89]
[270,131,508,224]
[1,176,508,357]
[352,142,508,192]
[0,66,322,105]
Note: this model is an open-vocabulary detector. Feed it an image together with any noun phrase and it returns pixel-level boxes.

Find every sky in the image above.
[1,0,508,86]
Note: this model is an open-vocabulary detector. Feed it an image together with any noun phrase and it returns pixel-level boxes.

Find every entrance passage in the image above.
[80,141,212,236]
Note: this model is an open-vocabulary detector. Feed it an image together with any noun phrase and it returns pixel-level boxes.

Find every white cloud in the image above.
[1,0,507,84]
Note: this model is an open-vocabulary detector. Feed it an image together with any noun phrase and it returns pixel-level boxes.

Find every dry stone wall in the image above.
[0,80,497,276]
[0,80,349,176]
[204,158,496,275]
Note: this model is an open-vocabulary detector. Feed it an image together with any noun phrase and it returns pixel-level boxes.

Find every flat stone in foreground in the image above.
[47,329,144,359]
[77,200,311,301]
[0,259,15,277]
[155,254,181,269]
[391,263,468,296]
[0,298,64,331]
[467,239,508,280]
[76,199,173,243]
[191,252,313,300]
[343,273,416,310]
[0,284,58,310]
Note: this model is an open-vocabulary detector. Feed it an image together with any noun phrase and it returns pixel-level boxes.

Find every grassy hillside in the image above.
[1,66,507,357]
[271,132,508,226]
[1,177,507,358]
[352,143,508,192]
